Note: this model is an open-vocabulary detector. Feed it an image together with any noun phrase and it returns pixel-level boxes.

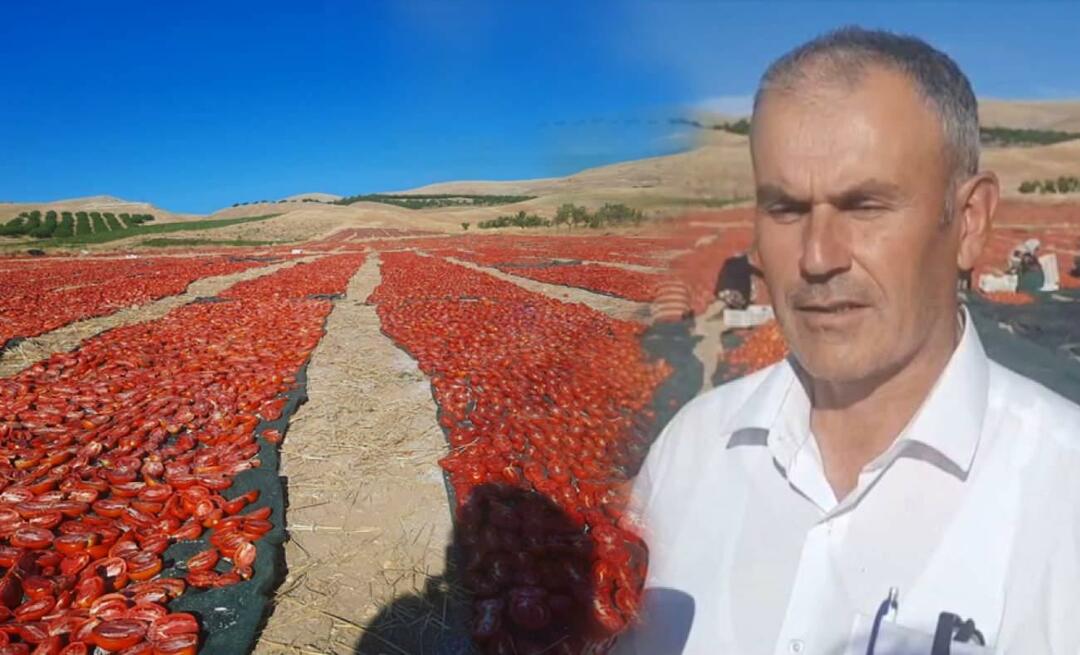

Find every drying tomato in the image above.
[151,633,198,655]
[147,613,198,643]
[11,527,54,550]
[92,619,146,651]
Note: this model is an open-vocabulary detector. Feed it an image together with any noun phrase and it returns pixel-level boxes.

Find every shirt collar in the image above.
[722,305,990,476]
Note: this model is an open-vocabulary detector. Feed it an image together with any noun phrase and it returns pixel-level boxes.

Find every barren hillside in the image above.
[980,99,1080,132]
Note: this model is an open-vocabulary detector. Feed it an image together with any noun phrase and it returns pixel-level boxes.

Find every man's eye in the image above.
[766,205,804,221]
[849,203,887,217]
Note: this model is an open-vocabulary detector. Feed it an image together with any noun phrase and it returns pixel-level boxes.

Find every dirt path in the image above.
[444,256,651,322]
[255,253,459,655]
[693,300,728,393]
[0,257,311,378]
[580,260,667,273]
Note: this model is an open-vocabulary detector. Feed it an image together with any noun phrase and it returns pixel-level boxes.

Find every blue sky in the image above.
[1,1,1077,213]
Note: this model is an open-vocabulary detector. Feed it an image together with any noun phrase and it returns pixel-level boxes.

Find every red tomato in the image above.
[184,549,218,573]
[11,527,54,550]
[92,619,146,651]
[147,613,198,643]
[151,634,198,655]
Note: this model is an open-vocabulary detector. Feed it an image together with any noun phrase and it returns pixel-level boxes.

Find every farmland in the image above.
[0,213,281,249]
[0,198,1076,655]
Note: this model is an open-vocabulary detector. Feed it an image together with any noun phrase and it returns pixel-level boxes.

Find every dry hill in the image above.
[980,99,1080,132]
[5,100,1076,248]
[395,131,753,203]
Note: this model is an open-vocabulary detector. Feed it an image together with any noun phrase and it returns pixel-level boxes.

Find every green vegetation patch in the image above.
[1,210,155,240]
[0,213,279,248]
[476,203,646,230]
[1019,176,1080,194]
[670,117,751,135]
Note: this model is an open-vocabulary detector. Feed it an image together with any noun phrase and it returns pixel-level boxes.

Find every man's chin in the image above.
[790,344,877,385]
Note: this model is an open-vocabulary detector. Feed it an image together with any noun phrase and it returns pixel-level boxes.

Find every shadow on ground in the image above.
[356,323,703,655]
[355,484,606,655]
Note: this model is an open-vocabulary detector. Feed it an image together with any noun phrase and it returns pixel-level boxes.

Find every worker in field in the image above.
[691,252,757,390]
[714,251,753,310]
[1016,251,1045,294]
[648,263,745,396]
[644,276,705,424]
[618,26,1080,655]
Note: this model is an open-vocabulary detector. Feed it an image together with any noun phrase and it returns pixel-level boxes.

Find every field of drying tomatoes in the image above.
[370,252,669,653]
[0,257,270,349]
[0,200,1074,655]
[0,254,364,654]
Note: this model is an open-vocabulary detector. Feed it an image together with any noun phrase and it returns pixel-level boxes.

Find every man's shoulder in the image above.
[634,364,781,511]
[988,360,1080,451]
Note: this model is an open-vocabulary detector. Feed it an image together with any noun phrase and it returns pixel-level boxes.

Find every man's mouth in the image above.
[795,301,868,314]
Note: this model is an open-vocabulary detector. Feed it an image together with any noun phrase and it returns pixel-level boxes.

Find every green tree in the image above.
[553,204,574,229]
[104,213,124,231]
[31,211,58,238]
[0,217,26,238]
[461,222,470,231]
[57,212,75,238]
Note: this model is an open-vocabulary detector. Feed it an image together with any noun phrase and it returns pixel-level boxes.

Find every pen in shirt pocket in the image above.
[865,587,899,655]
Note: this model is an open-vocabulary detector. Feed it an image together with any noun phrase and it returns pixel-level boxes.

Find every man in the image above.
[645,275,706,419]
[617,27,1080,654]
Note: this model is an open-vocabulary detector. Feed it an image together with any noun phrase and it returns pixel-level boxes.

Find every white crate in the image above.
[978,273,1018,293]
[723,305,775,329]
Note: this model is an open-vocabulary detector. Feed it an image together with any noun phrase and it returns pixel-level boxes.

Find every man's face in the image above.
[751,66,963,384]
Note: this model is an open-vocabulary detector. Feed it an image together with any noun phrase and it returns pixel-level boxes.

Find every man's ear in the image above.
[956,171,999,272]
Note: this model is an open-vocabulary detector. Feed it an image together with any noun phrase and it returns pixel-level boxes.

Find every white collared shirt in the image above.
[616,307,1080,654]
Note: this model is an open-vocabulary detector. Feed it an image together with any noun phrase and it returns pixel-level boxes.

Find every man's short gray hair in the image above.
[752,26,980,219]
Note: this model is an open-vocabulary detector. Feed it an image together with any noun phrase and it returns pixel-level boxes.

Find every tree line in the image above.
[335,193,536,209]
[1018,176,1080,194]
[981,127,1080,147]
[229,194,537,210]
[231,198,326,207]
[468,203,646,230]
[669,117,751,136]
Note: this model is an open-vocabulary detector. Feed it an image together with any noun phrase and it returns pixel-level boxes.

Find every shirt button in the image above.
[788,639,805,654]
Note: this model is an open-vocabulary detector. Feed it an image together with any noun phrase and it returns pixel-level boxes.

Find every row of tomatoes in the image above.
[0,254,365,653]
[219,253,364,300]
[719,321,789,380]
[496,264,665,304]
[322,228,438,242]
[416,233,684,268]
[0,257,265,346]
[371,252,671,655]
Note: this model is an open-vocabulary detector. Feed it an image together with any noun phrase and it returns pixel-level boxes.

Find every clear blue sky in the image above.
[1,1,1076,213]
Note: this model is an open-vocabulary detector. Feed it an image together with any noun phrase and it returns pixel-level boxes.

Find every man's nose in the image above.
[799,206,851,280]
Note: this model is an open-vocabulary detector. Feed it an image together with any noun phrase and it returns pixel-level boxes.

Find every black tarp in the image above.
[966,290,1080,404]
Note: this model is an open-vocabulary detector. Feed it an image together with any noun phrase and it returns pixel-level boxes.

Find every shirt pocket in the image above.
[843,613,995,655]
